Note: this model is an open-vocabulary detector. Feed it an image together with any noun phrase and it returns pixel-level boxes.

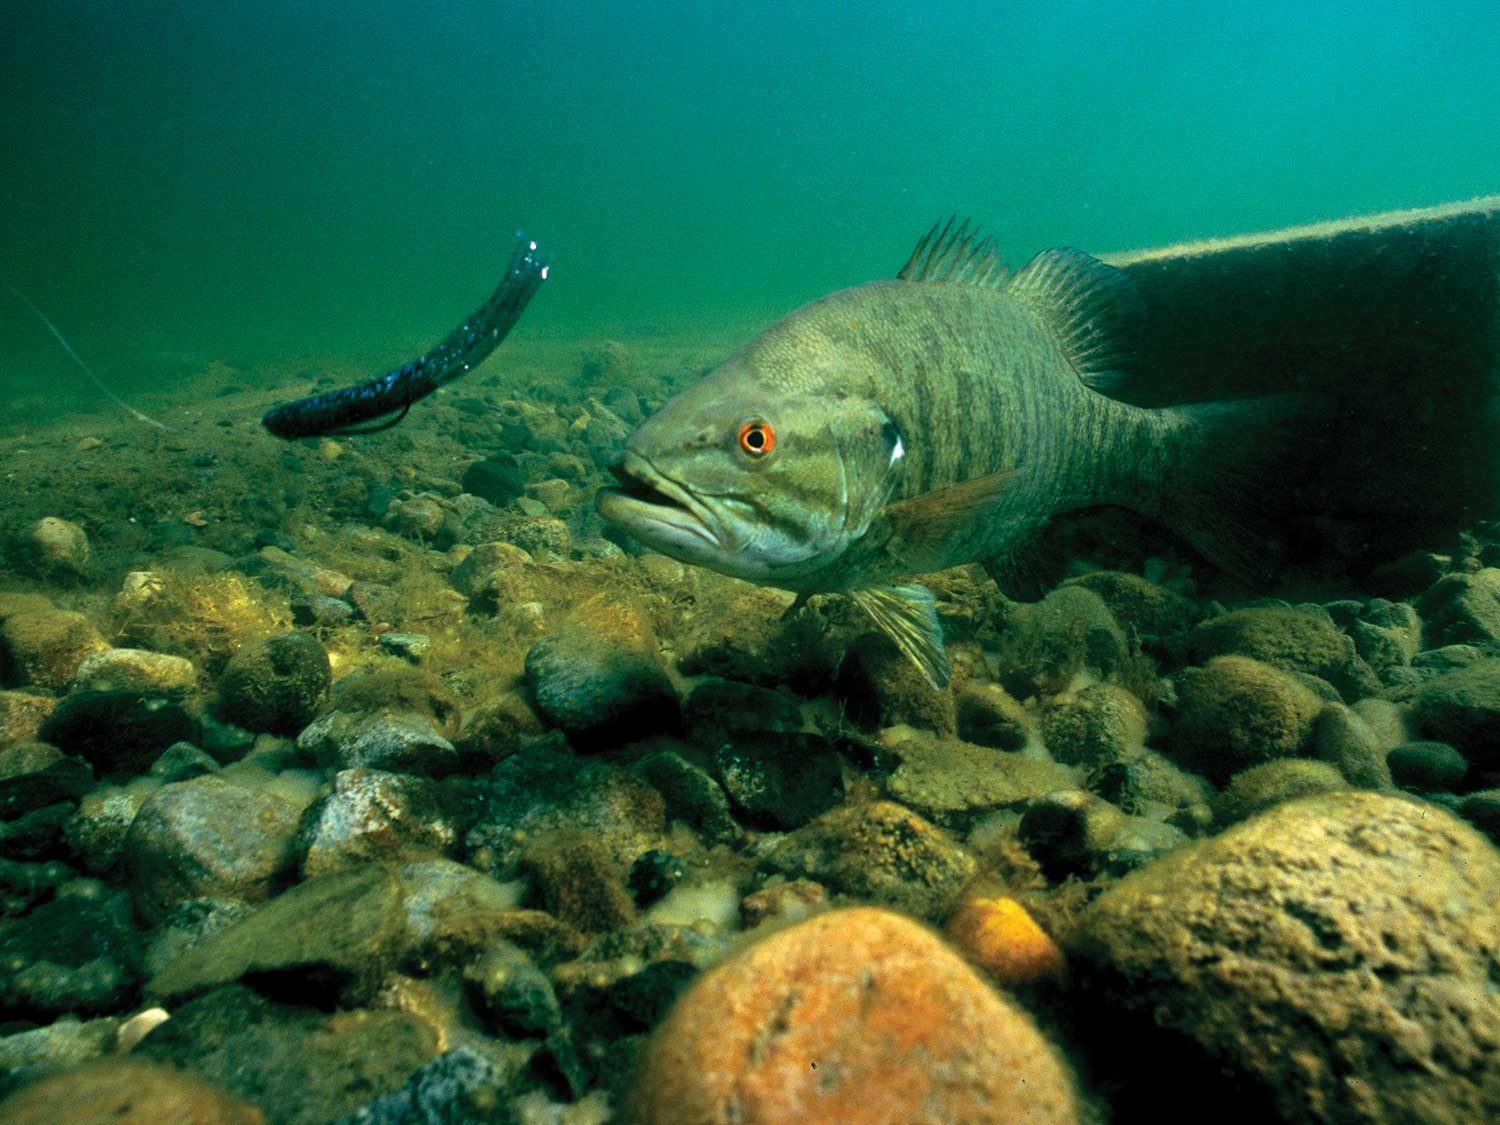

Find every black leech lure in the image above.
[261,230,548,439]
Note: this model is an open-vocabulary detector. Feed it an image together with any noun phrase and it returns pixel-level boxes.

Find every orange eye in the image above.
[737,419,775,458]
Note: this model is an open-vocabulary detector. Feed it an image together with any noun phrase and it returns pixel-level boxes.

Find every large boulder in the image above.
[1074,791,1500,1123]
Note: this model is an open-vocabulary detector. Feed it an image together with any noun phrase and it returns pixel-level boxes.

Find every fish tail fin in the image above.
[1152,393,1329,586]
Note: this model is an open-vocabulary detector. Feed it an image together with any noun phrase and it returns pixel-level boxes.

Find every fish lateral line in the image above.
[261,229,548,440]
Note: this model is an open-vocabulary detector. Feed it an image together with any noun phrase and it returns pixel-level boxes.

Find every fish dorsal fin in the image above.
[881,468,1022,573]
[1002,247,1142,391]
[897,217,1009,289]
[848,583,951,689]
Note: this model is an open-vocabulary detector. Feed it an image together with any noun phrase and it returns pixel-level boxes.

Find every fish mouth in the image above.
[596,450,725,552]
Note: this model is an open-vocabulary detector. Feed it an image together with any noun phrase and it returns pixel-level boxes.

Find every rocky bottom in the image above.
[1,342,1499,1123]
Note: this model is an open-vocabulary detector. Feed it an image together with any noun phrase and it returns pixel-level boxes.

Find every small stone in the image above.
[1040,683,1148,768]
[0,1058,265,1124]
[945,894,1066,985]
[0,691,57,749]
[215,631,330,734]
[1409,658,1500,769]
[954,682,1030,750]
[70,648,198,696]
[996,585,1127,697]
[1416,567,1500,646]
[761,800,975,922]
[0,610,108,692]
[835,632,955,735]
[714,734,844,830]
[1311,703,1393,789]
[148,742,220,783]
[1212,759,1349,824]
[296,710,459,777]
[383,493,452,542]
[0,742,93,819]
[523,594,678,746]
[519,830,636,935]
[884,729,1077,829]
[459,453,525,506]
[739,879,826,928]
[1189,606,1349,682]
[39,691,198,781]
[376,632,430,662]
[1386,740,1468,792]
[298,769,456,878]
[626,908,1077,1124]
[65,782,157,875]
[464,941,562,1039]
[633,750,740,846]
[21,517,92,579]
[629,849,687,908]
[1166,656,1325,784]
[125,776,301,922]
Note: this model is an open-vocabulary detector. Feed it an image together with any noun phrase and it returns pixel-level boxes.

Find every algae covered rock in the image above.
[70,647,198,697]
[38,690,197,781]
[297,768,458,878]
[216,630,330,734]
[1211,758,1348,824]
[1189,606,1349,682]
[883,729,1075,828]
[995,585,1127,697]
[1040,682,1148,768]
[1409,657,1500,770]
[627,907,1077,1124]
[0,884,142,1018]
[19,516,92,580]
[1416,567,1500,646]
[524,593,678,745]
[1166,655,1324,784]
[1074,791,1500,1124]
[761,799,975,921]
[0,609,108,692]
[296,709,459,777]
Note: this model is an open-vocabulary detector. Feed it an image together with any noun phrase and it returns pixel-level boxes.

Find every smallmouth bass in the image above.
[598,220,1283,686]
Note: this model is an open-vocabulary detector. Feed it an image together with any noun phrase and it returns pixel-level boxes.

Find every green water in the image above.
[2,0,1498,399]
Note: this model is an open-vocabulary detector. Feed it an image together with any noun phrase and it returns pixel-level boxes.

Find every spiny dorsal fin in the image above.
[1003,247,1143,391]
[848,583,950,689]
[897,217,1009,289]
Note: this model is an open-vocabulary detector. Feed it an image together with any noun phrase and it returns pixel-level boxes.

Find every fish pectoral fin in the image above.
[881,469,1022,572]
[848,583,950,690]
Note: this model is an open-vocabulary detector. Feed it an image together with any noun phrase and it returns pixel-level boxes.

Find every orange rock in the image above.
[946,894,1066,985]
[626,906,1076,1125]
[0,1058,264,1123]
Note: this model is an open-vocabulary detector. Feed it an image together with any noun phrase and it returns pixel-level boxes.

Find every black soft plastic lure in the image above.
[261,230,548,439]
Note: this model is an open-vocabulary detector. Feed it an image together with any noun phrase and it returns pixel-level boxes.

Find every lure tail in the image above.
[261,230,549,440]
[3,278,172,431]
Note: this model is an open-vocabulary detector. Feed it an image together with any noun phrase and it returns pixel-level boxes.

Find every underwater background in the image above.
[2,3,1500,1124]
[3,0,1500,403]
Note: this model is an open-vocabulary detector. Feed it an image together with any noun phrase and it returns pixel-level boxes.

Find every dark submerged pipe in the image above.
[261,230,548,439]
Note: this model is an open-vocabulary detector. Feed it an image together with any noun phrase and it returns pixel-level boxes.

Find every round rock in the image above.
[1075,791,1500,1123]
[216,631,330,734]
[627,907,1077,1124]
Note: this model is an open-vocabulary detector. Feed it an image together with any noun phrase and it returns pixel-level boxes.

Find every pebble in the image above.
[945,893,1066,985]
[0,609,108,692]
[1211,758,1349,824]
[70,647,198,696]
[1416,567,1500,646]
[215,631,331,734]
[298,769,457,878]
[523,593,678,745]
[739,879,827,928]
[626,907,1078,1124]
[761,799,975,922]
[1166,656,1325,784]
[376,631,430,662]
[0,1057,265,1124]
[124,775,300,922]
[296,710,459,777]
[1386,740,1468,792]
[21,517,92,580]
[1408,657,1500,771]
[38,691,198,781]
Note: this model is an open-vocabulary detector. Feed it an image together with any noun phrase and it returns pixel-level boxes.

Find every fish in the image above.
[596,219,1290,688]
[262,230,548,439]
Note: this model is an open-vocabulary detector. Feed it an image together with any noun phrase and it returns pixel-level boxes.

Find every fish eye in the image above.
[737,418,775,459]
